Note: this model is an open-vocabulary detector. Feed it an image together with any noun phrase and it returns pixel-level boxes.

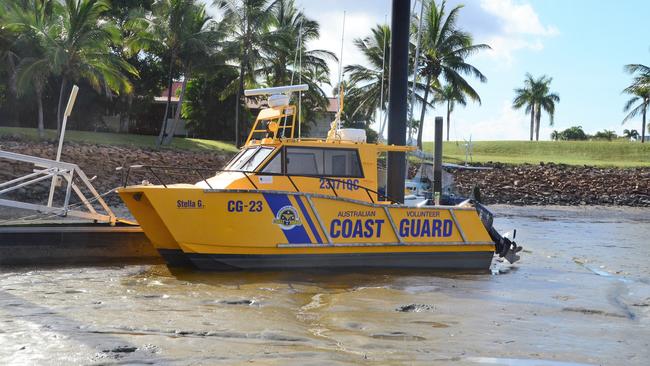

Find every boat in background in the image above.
[118,84,521,270]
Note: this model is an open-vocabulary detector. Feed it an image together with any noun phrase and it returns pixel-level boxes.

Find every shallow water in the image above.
[1,206,649,365]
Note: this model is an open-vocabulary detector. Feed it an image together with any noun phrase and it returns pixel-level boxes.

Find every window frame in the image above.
[257,146,364,178]
[259,147,283,174]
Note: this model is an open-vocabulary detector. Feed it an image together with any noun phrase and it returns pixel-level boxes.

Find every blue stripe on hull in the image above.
[294,196,323,244]
[262,193,312,244]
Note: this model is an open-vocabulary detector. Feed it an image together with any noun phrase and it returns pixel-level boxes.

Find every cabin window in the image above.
[224,148,249,170]
[239,147,274,172]
[285,147,363,177]
[227,147,257,170]
[261,150,282,173]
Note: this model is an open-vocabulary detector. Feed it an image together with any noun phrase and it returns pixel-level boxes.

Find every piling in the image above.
[386,0,411,204]
[434,116,443,201]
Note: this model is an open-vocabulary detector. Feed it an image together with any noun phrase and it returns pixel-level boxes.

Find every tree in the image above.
[182,65,238,139]
[0,3,19,115]
[513,73,559,141]
[48,0,138,136]
[134,0,221,145]
[622,63,650,143]
[557,126,588,141]
[623,129,640,141]
[434,83,467,141]
[344,25,391,127]
[512,74,536,141]
[3,0,58,138]
[105,0,155,133]
[533,76,560,141]
[217,0,281,145]
[264,0,336,129]
[550,130,559,141]
[415,0,489,149]
[593,129,617,141]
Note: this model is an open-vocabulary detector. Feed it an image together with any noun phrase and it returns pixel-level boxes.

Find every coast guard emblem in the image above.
[273,206,302,230]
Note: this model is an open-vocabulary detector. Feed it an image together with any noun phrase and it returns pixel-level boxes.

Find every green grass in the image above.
[0,127,238,153]
[421,140,650,167]
[1,127,648,167]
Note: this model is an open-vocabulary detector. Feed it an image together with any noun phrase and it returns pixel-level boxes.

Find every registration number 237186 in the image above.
[319,178,360,191]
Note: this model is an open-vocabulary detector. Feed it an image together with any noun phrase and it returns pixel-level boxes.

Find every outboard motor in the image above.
[474,202,522,264]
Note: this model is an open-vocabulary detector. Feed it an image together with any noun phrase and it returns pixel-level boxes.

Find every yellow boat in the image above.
[118,85,520,270]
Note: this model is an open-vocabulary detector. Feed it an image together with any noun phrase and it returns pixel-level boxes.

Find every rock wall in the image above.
[449,162,650,207]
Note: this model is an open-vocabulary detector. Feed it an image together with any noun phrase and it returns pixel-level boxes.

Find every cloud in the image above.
[480,0,559,36]
[471,0,559,64]
[423,100,554,141]
[309,10,379,94]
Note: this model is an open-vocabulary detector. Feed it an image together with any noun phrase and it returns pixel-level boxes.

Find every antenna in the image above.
[408,0,425,146]
[289,12,305,139]
[298,18,303,139]
[378,14,387,136]
[464,135,473,166]
[337,11,346,130]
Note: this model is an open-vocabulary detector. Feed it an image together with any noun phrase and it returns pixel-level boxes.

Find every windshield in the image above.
[225,148,257,170]
[225,147,275,172]
[240,147,274,172]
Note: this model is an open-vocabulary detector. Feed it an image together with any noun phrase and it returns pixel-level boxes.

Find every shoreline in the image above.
[447,162,649,207]
[1,137,648,208]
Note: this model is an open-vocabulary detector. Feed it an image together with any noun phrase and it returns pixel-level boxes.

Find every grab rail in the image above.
[120,165,400,204]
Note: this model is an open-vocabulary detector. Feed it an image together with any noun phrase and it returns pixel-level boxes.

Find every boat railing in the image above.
[120,165,400,204]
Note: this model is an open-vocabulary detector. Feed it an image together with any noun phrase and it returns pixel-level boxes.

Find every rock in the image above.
[396,304,435,312]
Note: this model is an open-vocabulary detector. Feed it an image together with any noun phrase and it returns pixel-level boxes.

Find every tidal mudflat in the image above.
[1,206,648,365]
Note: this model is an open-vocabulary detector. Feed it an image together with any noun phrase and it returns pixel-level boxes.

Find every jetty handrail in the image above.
[0,150,116,224]
[121,165,400,204]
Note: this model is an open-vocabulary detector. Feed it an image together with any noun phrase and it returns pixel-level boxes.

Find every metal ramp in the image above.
[0,150,117,225]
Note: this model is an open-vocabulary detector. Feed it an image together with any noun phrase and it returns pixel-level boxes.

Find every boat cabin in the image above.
[197,85,413,203]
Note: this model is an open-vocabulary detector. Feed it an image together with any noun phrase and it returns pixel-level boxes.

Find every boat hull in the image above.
[158,249,195,267]
[186,251,493,270]
[118,187,497,270]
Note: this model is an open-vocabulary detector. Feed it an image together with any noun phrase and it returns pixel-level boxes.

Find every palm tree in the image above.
[513,74,559,141]
[0,5,20,108]
[532,76,559,141]
[623,129,640,141]
[344,25,391,126]
[263,0,336,127]
[217,0,281,145]
[47,0,138,136]
[15,57,51,138]
[550,130,560,141]
[622,63,650,143]
[434,83,467,141]
[415,0,489,149]
[139,0,220,145]
[2,0,57,138]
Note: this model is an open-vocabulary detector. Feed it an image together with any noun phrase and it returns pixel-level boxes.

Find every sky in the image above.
[206,0,650,141]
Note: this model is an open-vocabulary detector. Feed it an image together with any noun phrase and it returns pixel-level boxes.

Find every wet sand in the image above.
[1,206,648,365]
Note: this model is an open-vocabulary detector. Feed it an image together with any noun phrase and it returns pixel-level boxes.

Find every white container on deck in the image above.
[337,128,366,143]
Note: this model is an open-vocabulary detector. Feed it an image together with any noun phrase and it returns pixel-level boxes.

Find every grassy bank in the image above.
[0,127,238,153]
[1,127,648,167]
[422,140,650,167]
